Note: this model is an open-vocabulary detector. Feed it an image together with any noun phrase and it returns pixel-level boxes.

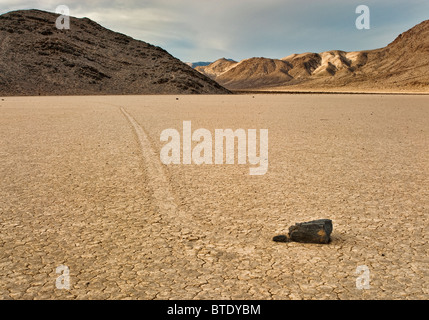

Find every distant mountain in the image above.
[197,58,291,89]
[185,61,212,68]
[196,20,429,92]
[187,58,237,69]
[195,58,237,78]
[0,9,230,95]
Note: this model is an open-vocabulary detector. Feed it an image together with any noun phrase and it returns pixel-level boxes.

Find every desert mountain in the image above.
[196,58,237,79]
[196,20,429,92]
[185,61,212,68]
[0,9,230,96]
[198,58,293,89]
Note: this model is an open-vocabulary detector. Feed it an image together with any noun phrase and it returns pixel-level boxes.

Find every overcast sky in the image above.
[1,0,428,62]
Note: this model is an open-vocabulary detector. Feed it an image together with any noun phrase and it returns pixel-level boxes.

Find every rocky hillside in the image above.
[196,20,429,92]
[0,9,230,96]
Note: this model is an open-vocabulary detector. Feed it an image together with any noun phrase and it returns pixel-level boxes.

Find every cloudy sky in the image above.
[1,0,428,62]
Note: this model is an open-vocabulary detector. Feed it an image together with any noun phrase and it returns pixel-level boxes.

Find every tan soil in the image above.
[0,94,427,299]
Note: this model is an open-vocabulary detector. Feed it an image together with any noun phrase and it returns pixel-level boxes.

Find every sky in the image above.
[1,0,428,62]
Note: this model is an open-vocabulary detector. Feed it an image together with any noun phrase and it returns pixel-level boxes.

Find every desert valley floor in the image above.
[0,94,427,300]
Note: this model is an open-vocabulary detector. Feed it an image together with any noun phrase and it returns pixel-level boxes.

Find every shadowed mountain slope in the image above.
[0,9,230,95]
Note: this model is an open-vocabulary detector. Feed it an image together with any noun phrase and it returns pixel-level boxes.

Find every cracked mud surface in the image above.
[0,95,427,299]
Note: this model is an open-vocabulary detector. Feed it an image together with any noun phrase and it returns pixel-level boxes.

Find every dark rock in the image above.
[288,219,333,244]
[272,235,290,243]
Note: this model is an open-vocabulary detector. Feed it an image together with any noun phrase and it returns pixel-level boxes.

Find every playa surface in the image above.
[0,94,427,300]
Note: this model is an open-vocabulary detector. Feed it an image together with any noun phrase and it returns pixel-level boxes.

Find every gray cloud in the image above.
[1,0,428,61]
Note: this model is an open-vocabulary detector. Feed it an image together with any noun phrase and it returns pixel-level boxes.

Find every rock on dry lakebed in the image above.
[273,219,333,244]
